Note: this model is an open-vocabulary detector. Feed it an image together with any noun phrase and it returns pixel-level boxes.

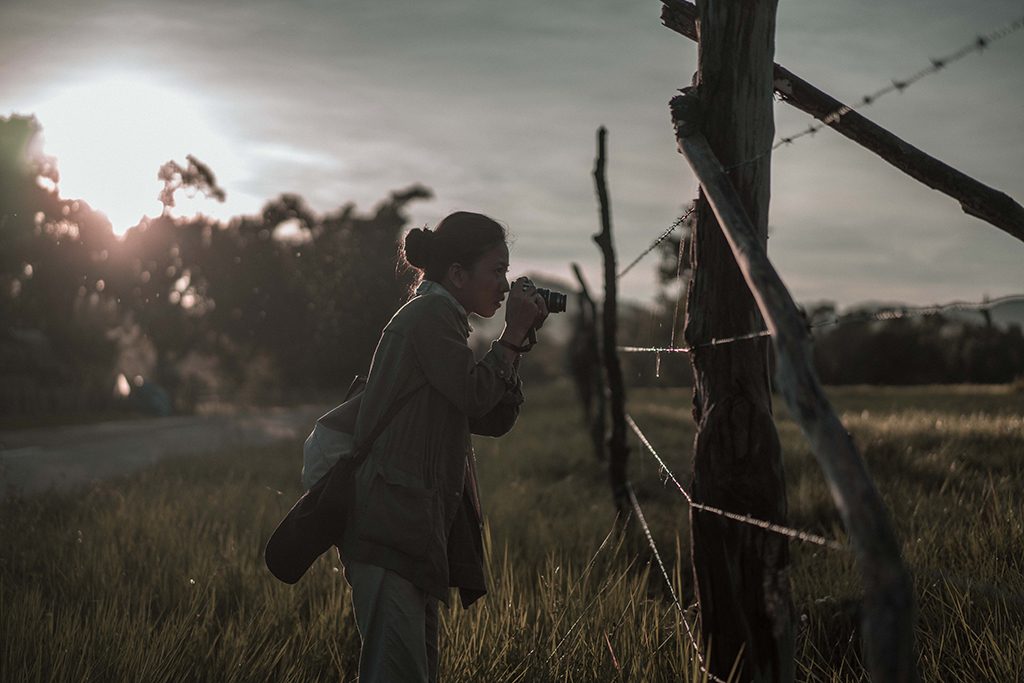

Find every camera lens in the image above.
[536,288,567,313]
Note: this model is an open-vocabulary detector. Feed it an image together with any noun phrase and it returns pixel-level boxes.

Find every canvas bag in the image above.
[301,376,366,490]
[264,377,425,584]
[302,425,354,490]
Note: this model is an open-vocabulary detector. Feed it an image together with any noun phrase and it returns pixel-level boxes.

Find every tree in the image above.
[2,115,434,415]
[0,115,121,415]
[157,154,226,212]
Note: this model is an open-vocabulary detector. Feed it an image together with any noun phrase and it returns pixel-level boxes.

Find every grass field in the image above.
[2,381,1022,681]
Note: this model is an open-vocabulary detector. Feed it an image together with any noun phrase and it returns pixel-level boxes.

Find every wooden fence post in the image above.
[682,2,795,681]
[591,127,630,516]
[569,262,606,461]
[671,89,919,683]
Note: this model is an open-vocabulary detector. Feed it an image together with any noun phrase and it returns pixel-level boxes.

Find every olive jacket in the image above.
[340,281,523,608]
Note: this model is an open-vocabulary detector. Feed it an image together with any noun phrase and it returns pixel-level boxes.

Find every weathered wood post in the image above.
[569,262,606,461]
[591,127,630,516]
[682,2,795,681]
[671,89,918,683]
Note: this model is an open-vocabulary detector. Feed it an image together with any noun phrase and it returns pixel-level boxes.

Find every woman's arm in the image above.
[469,359,523,437]
[410,278,541,423]
[410,298,523,419]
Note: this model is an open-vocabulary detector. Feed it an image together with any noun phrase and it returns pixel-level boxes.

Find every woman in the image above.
[340,211,548,682]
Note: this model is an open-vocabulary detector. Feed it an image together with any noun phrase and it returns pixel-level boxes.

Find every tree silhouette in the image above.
[157,154,226,212]
[2,114,433,416]
[0,115,121,414]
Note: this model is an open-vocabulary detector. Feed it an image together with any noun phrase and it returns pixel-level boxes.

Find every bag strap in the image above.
[348,380,427,467]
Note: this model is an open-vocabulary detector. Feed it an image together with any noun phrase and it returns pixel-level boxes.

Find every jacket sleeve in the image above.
[469,357,524,437]
[409,299,520,419]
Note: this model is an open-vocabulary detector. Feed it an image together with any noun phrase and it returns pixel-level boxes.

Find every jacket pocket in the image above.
[357,467,437,558]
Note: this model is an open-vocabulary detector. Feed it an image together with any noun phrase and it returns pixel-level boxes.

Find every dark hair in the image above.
[402,211,507,284]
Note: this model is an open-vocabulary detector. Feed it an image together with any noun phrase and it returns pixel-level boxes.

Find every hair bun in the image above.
[403,227,435,269]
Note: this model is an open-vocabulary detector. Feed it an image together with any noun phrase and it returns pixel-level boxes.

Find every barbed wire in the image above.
[616,205,695,280]
[661,215,692,377]
[617,16,1022,324]
[620,330,772,354]
[618,293,1024,355]
[725,12,1024,172]
[625,482,727,683]
[627,414,847,551]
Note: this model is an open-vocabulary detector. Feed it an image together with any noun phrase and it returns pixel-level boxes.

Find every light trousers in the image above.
[345,560,439,683]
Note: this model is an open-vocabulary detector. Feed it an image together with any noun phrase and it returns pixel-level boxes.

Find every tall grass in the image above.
[2,381,1022,681]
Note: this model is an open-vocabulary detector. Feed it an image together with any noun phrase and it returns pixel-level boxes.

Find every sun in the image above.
[29,70,244,235]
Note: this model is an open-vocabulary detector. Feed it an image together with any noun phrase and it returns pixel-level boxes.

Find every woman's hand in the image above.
[502,276,543,344]
[528,283,550,331]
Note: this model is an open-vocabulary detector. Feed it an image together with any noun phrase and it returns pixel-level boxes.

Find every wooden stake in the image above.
[672,90,918,683]
[591,127,630,516]
[570,262,606,462]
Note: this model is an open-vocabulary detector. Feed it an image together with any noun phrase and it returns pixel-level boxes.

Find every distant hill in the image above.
[984,297,1024,330]
[837,296,1024,331]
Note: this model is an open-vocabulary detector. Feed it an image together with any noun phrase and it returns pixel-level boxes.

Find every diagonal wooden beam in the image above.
[662,0,1024,245]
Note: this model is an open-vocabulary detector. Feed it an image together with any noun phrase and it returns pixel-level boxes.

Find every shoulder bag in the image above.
[264,379,426,584]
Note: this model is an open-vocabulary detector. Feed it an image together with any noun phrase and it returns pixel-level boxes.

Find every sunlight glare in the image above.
[30,71,245,235]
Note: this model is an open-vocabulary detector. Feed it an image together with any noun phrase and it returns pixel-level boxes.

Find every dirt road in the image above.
[0,405,327,498]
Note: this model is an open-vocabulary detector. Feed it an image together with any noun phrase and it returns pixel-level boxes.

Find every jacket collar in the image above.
[415,280,473,337]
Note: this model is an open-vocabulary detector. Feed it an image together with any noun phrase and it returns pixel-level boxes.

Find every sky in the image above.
[2,0,1022,311]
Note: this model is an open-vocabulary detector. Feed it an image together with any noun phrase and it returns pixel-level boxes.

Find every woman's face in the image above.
[450,242,510,318]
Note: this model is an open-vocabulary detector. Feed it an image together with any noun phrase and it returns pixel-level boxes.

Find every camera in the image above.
[536,287,567,314]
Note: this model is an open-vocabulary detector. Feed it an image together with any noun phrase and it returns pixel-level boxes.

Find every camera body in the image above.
[536,288,567,314]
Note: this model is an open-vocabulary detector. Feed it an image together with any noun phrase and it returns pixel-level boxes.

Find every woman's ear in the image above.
[446,262,468,289]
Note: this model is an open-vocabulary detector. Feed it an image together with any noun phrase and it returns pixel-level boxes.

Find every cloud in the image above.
[2,0,1020,307]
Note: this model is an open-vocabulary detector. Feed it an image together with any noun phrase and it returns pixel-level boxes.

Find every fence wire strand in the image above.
[619,330,772,354]
[619,293,1024,355]
[726,12,1024,171]
[627,414,847,551]
[617,205,695,280]
[626,482,728,683]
